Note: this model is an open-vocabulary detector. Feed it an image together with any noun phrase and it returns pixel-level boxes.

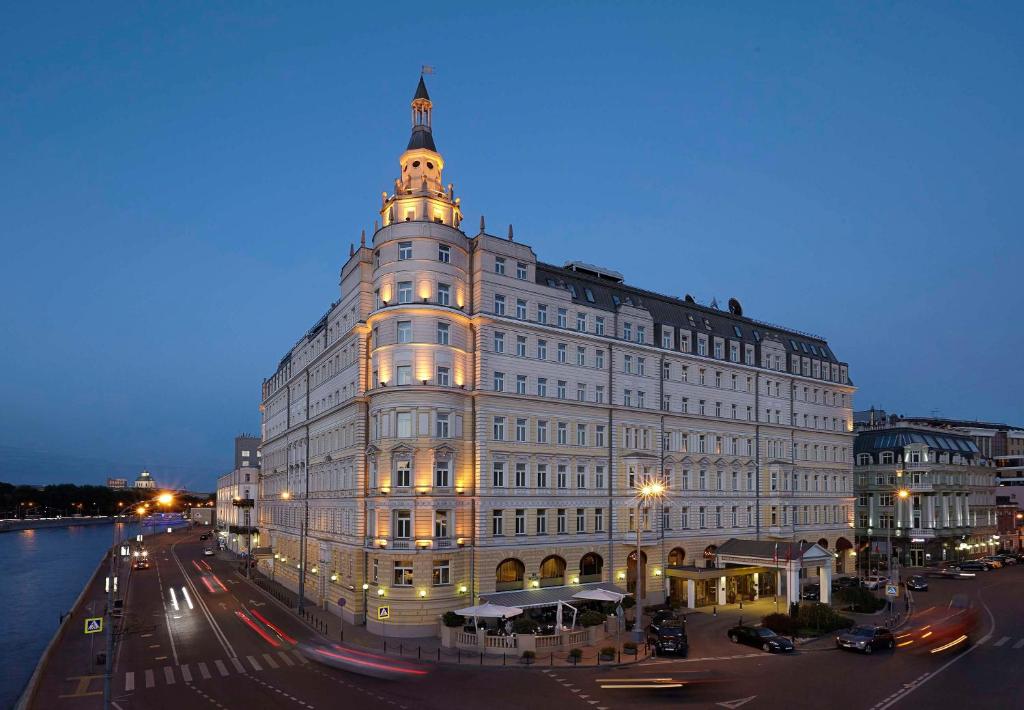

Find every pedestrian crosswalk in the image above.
[976,635,1024,650]
[122,649,308,692]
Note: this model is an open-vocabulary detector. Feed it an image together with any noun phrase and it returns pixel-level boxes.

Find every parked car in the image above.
[835,626,895,654]
[979,557,1003,569]
[801,584,821,600]
[927,569,974,580]
[199,533,209,541]
[727,625,794,653]
[832,576,862,591]
[905,575,929,591]
[953,561,989,572]
[862,575,889,590]
[647,618,688,656]
[203,547,215,556]
[994,555,1018,565]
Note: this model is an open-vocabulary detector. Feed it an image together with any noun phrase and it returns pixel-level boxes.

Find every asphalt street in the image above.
[33,528,1024,710]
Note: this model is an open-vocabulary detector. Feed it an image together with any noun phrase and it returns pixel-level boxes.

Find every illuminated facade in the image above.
[257,78,855,636]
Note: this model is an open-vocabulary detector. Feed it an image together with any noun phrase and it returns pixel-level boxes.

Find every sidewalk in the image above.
[234,565,651,669]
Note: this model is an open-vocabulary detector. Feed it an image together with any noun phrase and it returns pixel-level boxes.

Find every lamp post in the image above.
[888,466,910,599]
[634,479,665,638]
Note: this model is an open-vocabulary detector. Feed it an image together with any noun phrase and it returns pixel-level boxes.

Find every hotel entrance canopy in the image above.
[481,581,627,609]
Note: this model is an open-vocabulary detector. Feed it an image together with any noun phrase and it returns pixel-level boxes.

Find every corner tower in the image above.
[381,77,463,229]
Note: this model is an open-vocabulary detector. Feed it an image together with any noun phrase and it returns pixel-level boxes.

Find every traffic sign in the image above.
[337,597,346,608]
[885,584,898,598]
[377,606,390,620]
[84,617,103,634]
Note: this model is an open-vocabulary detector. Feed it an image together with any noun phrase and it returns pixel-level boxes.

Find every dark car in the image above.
[905,575,928,591]
[801,584,821,600]
[647,618,688,656]
[836,626,895,654]
[199,533,209,541]
[727,625,794,653]
[927,569,974,580]
[133,558,150,570]
[832,576,862,591]
[954,561,989,572]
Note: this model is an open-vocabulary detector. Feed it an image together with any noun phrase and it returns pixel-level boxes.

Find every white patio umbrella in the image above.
[455,602,524,631]
[572,588,624,603]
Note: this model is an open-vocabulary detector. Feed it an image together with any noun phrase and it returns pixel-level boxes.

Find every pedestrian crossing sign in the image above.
[84,617,103,634]
[377,606,390,620]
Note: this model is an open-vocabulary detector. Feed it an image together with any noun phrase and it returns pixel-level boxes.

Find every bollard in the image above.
[400,643,403,656]
[503,653,506,666]
[437,648,440,662]
[418,646,421,660]
[549,653,553,667]
[713,606,717,617]
[480,652,483,666]
[384,641,387,653]
[457,649,461,663]
[617,649,621,663]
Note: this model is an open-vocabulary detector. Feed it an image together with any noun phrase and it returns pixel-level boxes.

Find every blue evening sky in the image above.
[1,2,1021,490]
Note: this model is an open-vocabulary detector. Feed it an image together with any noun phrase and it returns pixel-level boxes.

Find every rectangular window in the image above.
[537,508,547,534]
[576,465,586,488]
[576,508,585,533]
[437,283,451,306]
[515,509,526,535]
[435,365,450,386]
[577,383,586,401]
[576,313,587,331]
[493,331,505,353]
[494,256,506,275]
[595,507,604,532]
[557,308,567,328]
[516,375,527,395]
[434,460,450,488]
[493,294,505,315]
[595,425,605,447]
[537,340,547,359]
[515,463,527,487]
[435,413,450,438]
[595,385,605,403]
[398,241,412,260]
[516,418,527,442]
[395,510,411,538]
[595,465,605,488]
[434,511,448,538]
[557,509,566,534]
[537,304,548,324]
[537,464,548,488]
[537,420,548,443]
[516,299,527,320]
[557,380,566,399]
[595,317,604,335]
[393,560,413,586]
[395,460,411,487]
[398,281,413,303]
[636,325,645,344]
[595,350,604,368]
[493,371,504,391]
[397,321,412,343]
[557,422,568,445]
[432,560,450,586]
[437,244,450,263]
[516,262,527,280]
[492,510,503,536]
[557,465,567,488]
[576,346,586,366]
[537,378,547,396]
[493,416,505,440]
[396,411,412,437]
[492,461,505,487]
[557,343,567,363]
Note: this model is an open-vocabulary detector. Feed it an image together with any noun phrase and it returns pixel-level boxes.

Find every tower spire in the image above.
[408,76,435,151]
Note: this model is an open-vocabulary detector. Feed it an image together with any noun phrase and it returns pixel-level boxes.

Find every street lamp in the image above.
[634,479,666,638]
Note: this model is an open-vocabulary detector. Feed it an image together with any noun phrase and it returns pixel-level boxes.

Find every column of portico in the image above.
[927,496,936,529]
[819,565,832,604]
[687,579,696,609]
[752,572,760,600]
[718,576,727,606]
[786,563,801,606]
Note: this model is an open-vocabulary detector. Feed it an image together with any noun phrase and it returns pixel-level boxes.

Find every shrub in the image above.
[568,648,583,660]
[761,613,796,635]
[599,646,616,658]
[441,611,465,628]
[622,641,637,654]
[837,587,887,613]
[579,610,606,627]
[796,603,855,632]
[520,650,535,664]
[512,617,540,634]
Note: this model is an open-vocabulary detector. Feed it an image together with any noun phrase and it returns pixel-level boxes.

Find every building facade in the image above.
[256,78,856,636]
[107,478,128,489]
[853,423,998,569]
[133,470,156,489]
[235,433,261,471]
[216,467,259,555]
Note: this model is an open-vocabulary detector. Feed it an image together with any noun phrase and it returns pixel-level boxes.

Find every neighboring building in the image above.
[133,470,157,489]
[853,423,998,568]
[256,78,856,637]
[107,478,128,489]
[216,466,259,555]
[189,507,215,526]
[235,433,261,470]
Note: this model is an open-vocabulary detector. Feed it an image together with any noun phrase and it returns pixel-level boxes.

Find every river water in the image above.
[0,521,141,708]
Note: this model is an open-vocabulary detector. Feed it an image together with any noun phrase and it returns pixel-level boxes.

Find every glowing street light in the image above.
[157,492,174,506]
[634,477,667,637]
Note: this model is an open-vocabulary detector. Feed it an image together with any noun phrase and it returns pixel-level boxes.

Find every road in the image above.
[32,530,1024,710]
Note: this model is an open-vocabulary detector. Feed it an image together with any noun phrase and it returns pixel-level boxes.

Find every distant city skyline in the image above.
[2,3,1021,490]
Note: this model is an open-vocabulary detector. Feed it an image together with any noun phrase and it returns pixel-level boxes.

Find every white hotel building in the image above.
[256,78,856,636]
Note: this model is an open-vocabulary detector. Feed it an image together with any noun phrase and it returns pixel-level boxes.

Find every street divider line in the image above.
[170,542,236,658]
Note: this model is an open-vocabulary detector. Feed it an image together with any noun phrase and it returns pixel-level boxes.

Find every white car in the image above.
[203,547,215,556]
[862,575,888,590]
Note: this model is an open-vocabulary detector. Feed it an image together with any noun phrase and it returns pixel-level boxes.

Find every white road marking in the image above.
[214,659,229,677]
[230,656,246,673]
[124,672,135,692]
[180,664,192,682]
[263,652,280,669]
[248,655,263,671]
[1013,638,1024,649]
[993,636,1010,647]
[163,666,175,685]
[292,650,308,664]
[278,651,295,666]
[198,661,211,679]
[717,697,757,709]
[144,669,155,688]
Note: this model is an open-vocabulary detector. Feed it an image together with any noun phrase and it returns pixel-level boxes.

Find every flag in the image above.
[421,65,436,75]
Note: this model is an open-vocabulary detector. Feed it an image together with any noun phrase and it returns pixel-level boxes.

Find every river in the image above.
[0,521,142,708]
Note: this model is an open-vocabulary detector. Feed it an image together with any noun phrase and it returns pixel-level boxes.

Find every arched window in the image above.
[856,453,872,466]
[668,547,686,566]
[495,558,525,591]
[880,451,895,465]
[539,555,566,582]
[580,553,603,579]
[817,538,829,549]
